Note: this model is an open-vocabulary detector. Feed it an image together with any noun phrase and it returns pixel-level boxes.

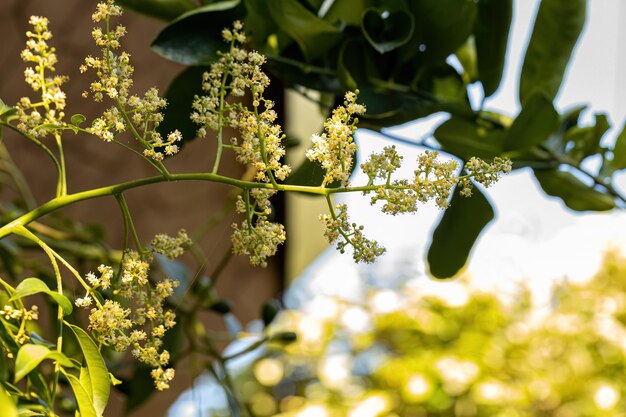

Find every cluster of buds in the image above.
[16,16,68,138]
[151,229,192,260]
[82,0,181,160]
[320,204,385,263]
[76,231,188,390]
[232,189,286,267]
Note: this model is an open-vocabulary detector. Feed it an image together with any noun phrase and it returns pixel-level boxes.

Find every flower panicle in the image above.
[16,15,68,137]
[75,231,184,391]
[82,1,181,161]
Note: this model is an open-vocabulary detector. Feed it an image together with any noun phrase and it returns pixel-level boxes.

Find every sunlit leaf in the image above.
[11,278,72,316]
[67,323,110,417]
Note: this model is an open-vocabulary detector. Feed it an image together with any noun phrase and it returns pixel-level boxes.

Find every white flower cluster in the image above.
[231,189,286,267]
[306,91,365,187]
[16,16,68,138]
[191,22,290,181]
[82,0,181,160]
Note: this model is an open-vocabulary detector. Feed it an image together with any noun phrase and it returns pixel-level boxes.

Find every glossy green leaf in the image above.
[15,344,74,383]
[64,372,97,417]
[243,0,275,44]
[11,278,72,316]
[474,0,512,97]
[67,323,110,417]
[427,185,494,278]
[504,92,559,152]
[322,0,375,26]
[151,1,242,65]
[70,114,86,127]
[612,121,626,170]
[158,66,208,145]
[115,0,195,20]
[519,0,586,104]
[361,8,414,54]
[268,0,341,61]
[534,170,615,212]
[406,0,477,64]
[0,388,18,417]
[434,116,505,160]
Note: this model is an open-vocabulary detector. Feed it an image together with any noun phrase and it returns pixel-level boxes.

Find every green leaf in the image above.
[67,323,110,417]
[504,92,559,152]
[434,116,505,160]
[0,99,17,118]
[474,0,512,97]
[70,114,86,127]
[534,170,616,212]
[612,121,626,170]
[64,372,98,417]
[15,344,74,383]
[151,1,243,65]
[562,113,609,163]
[268,0,341,61]
[323,0,375,26]
[115,0,196,20]
[158,66,208,146]
[427,185,494,278]
[0,387,18,417]
[519,0,586,104]
[11,278,72,316]
[361,8,414,54]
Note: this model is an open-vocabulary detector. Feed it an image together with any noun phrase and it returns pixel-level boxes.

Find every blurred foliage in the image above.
[119,0,626,278]
[192,251,626,417]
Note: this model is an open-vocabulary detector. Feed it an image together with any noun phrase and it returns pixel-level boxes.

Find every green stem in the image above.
[54,133,67,196]
[114,193,143,252]
[1,122,62,177]
[0,172,426,241]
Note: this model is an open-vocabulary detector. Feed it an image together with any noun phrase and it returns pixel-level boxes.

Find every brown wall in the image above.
[0,0,281,415]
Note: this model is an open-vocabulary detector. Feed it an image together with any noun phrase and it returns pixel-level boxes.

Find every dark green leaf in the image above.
[434,116,505,160]
[562,113,609,162]
[151,1,243,65]
[11,278,72,316]
[116,0,195,20]
[534,169,615,211]
[427,185,494,278]
[405,0,477,64]
[261,299,281,326]
[15,344,74,383]
[70,114,86,127]
[268,0,341,61]
[612,121,626,170]
[158,67,208,145]
[361,8,414,54]
[504,92,559,152]
[474,0,512,97]
[67,323,110,417]
[519,0,586,104]
[243,0,275,44]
